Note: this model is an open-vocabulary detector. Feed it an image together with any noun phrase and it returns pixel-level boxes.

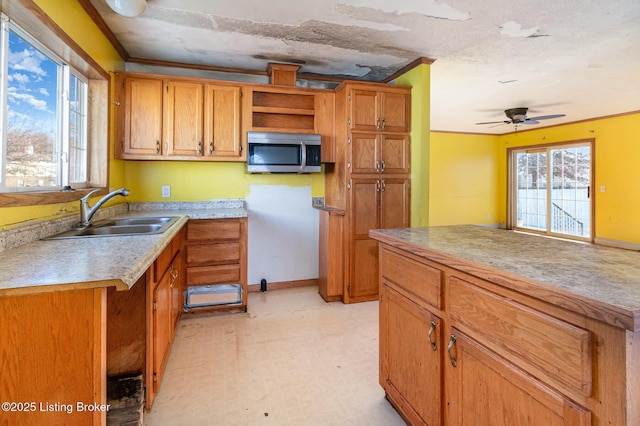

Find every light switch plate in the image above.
[162,185,171,198]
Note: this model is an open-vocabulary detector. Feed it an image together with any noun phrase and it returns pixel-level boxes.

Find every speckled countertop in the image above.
[370,225,640,331]
[0,202,248,297]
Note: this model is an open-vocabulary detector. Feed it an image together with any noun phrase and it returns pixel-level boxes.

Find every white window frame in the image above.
[0,13,89,193]
[508,140,594,242]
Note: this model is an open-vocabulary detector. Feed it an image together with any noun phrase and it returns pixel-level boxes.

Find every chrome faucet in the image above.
[79,188,130,227]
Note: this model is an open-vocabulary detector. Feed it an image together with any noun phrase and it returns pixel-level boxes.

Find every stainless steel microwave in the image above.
[247,132,322,173]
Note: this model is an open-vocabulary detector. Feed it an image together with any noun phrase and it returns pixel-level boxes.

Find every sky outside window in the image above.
[6,28,59,187]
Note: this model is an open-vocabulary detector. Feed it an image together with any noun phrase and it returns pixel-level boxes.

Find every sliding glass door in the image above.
[511,142,592,241]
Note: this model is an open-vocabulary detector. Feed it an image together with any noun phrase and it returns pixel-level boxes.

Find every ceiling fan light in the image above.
[105,0,147,17]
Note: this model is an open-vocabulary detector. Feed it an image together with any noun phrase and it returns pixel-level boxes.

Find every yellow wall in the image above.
[395,64,430,226]
[0,1,124,228]
[124,161,325,202]
[429,112,640,244]
[429,132,500,226]
[496,112,640,243]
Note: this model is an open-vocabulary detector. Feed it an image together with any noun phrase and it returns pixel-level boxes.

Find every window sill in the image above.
[0,188,107,208]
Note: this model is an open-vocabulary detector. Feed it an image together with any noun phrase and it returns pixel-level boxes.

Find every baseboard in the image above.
[248,278,318,293]
[594,237,640,251]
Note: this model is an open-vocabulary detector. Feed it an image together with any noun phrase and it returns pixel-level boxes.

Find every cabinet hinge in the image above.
[348,94,351,101]
[153,301,157,312]
[347,137,351,144]
[152,373,157,383]
[347,284,350,293]
[166,85,168,93]
[347,183,351,190]
[347,118,351,125]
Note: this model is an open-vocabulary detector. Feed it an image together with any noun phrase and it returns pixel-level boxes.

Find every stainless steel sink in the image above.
[45,216,180,239]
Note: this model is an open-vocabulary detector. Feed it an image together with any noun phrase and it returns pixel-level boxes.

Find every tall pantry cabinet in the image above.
[325,82,411,303]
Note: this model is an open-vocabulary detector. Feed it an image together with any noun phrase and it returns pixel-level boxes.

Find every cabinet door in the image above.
[123,77,163,156]
[381,287,442,425]
[348,178,380,301]
[380,178,410,229]
[170,255,183,332]
[380,135,409,174]
[164,81,204,156]
[350,89,379,131]
[446,329,591,426]
[153,270,172,394]
[204,85,242,159]
[380,91,410,133]
[350,133,378,173]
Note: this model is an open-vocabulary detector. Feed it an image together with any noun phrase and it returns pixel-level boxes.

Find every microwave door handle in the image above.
[300,142,307,172]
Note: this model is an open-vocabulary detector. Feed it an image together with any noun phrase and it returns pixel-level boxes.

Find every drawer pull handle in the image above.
[447,334,457,367]
[428,321,437,351]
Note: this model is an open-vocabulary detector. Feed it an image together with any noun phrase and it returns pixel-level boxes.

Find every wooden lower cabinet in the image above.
[0,288,107,426]
[446,329,590,426]
[346,177,409,302]
[184,217,248,312]
[380,285,442,425]
[377,243,635,425]
[318,207,344,302]
[146,226,185,410]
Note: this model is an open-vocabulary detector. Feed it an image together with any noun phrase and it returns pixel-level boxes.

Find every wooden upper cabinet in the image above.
[350,133,409,174]
[121,76,163,157]
[350,89,379,132]
[164,81,204,157]
[115,72,243,161]
[204,85,242,159]
[349,86,410,133]
[380,91,410,133]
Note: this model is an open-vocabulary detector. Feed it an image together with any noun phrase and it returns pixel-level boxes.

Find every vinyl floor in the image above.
[143,285,405,425]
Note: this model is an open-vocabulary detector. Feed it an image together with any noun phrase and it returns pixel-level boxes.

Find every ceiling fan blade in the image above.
[475,120,510,125]
[489,122,509,128]
[527,114,566,121]
[521,119,540,125]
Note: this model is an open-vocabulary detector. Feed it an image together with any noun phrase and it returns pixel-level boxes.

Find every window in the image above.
[0,15,88,192]
[509,141,593,241]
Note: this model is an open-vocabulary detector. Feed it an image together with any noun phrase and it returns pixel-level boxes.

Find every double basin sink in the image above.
[46,216,180,239]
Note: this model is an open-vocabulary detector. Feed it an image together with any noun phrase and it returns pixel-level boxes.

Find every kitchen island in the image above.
[370,225,640,425]
[0,203,247,425]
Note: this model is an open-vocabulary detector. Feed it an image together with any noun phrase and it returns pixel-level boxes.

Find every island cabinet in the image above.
[373,234,640,426]
[324,81,411,303]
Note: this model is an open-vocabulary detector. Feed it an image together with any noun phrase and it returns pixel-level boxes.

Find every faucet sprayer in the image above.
[79,188,130,228]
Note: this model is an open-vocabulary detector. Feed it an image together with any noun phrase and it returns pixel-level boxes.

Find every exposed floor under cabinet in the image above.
[144,286,405,425]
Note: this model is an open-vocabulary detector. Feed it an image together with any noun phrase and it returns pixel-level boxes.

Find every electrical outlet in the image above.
[161,185,171,198]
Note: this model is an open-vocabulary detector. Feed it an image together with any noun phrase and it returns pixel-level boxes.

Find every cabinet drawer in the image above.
[186,265,241,286]
[380,246,442,310]
[449,276,592,396]
[186,242,240,265]
[187,220,241,242]
[154,243,174,280]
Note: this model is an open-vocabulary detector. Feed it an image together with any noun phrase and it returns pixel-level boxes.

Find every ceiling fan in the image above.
[476,107,566,127]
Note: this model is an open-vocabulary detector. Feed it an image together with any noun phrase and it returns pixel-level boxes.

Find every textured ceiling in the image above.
[89,0,640,134]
